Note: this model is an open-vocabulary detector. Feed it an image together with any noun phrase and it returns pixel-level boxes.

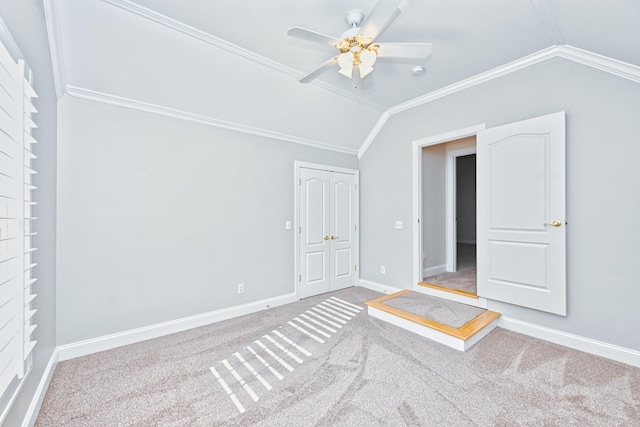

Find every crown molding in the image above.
[358,44,640,158]
[556,45,640,84]
[43,0,66,100]
[357,111,390,159]
[99,0,385,112]
[389,45,561,116]
[66,85,358,156]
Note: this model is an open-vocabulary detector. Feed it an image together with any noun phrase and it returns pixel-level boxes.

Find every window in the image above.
[0,32,37,399]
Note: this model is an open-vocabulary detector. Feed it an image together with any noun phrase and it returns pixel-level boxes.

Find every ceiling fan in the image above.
[287,0,432,84]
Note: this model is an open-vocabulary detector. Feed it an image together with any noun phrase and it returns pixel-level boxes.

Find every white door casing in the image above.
[477,111,566,315]
[297,164,358,299]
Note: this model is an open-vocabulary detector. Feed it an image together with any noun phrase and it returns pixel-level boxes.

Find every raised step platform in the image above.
[365,290,501,351]
[417,281,488,309]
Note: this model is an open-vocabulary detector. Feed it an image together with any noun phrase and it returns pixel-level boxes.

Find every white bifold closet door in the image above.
[299,168,356,299]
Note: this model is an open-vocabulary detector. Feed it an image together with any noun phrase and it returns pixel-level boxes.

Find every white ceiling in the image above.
[49,0,640,154]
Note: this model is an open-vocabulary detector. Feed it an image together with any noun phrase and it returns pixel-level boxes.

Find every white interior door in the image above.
[299,168,330,298]
[477,111,566,315]
[330,172,356,291]
[299,167,357,298]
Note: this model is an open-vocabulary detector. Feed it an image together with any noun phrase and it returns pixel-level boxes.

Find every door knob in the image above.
[324,236,329,240]
[544,220,562,227]
[331,235,338,240]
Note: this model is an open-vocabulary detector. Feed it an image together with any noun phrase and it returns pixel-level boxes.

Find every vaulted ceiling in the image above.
[46,0,640,155]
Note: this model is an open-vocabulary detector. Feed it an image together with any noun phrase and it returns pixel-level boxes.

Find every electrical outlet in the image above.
[238,283,245,294]
[395,221,403,229]
[380,266,386,274]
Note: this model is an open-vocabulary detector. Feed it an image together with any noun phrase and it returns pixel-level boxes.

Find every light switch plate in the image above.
[395,221,403,229]
[285,221,291,230]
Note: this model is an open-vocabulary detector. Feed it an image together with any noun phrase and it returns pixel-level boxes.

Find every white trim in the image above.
[556,45,640,84]
[99,0,385,112]
[357,111,390,159]
[21,350,59,427]
[43,0,66,99]
[357,279,401,295]
[412,124,485,293]
[391,45,561,116]
[422,264,446,278]
[367,306,498,351]
[358,45,640,158]
[445,146,477,272]
[294,162,360,299]
[57,293,297,362]
[499,317,640,368]
[66,85,358,156]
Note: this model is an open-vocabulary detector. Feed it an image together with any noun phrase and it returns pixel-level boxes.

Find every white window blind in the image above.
[0,34,37,398]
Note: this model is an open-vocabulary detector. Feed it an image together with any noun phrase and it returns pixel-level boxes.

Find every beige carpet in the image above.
[382,291,486,328]
[36,287,640,426]
[425,243,477,294]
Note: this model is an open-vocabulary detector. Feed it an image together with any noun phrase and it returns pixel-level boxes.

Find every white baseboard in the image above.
[357,279,401,295]
[499,316,640,368]
[422,264,446,278]
[57,293,298,361]
[22,349,59,427]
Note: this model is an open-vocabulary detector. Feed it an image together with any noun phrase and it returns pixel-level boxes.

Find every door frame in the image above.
[412,124,486,306]
[294,161,359,300]
[445,147,477,273]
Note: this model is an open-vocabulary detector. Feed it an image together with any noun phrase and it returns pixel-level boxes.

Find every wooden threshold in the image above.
[418,281,479,299]
[365,290,500,341]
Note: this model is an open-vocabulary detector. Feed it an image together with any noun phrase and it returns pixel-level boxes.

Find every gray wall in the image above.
[456,154,476,244]
[360,57,640,351]
[421,145,446,271]
[0,0,57,425]
[56,96,357,345]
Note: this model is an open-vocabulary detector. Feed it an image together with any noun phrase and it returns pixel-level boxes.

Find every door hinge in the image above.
[418,218,420,223]
[298,275,301,282]
[354,265,357,271]
[299,178,301,185]
[354,183,357,190]
[299,226,301,234]
[354,224,357,231]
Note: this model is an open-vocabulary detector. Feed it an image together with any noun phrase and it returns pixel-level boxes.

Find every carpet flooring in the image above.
[424,243,477,294]
[36,287,640,426]
[381,291,486,328]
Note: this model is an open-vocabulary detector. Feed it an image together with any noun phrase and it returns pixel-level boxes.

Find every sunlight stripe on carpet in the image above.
[210,366,246,414]
[247,345,284,381]
[255,339,295,372]
[305,310,343,328]
[271,330,312,357]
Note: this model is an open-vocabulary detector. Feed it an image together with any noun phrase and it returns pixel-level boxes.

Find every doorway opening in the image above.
[419,135,478,298]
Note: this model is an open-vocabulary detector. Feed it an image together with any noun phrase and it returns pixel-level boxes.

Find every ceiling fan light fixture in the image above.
[358,48,377,79]
[337,52,355,78]
[359,64,374,79]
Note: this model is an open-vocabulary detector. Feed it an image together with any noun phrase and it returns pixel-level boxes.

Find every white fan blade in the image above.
[377,43,432,59]
[299,57,337,84]
[360,0,402,41]
[287,27,340,47]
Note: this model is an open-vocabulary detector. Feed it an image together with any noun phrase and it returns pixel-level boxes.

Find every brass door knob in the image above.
[544,220,562,227]
[324,236,329,240]
[331,235,339,240]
